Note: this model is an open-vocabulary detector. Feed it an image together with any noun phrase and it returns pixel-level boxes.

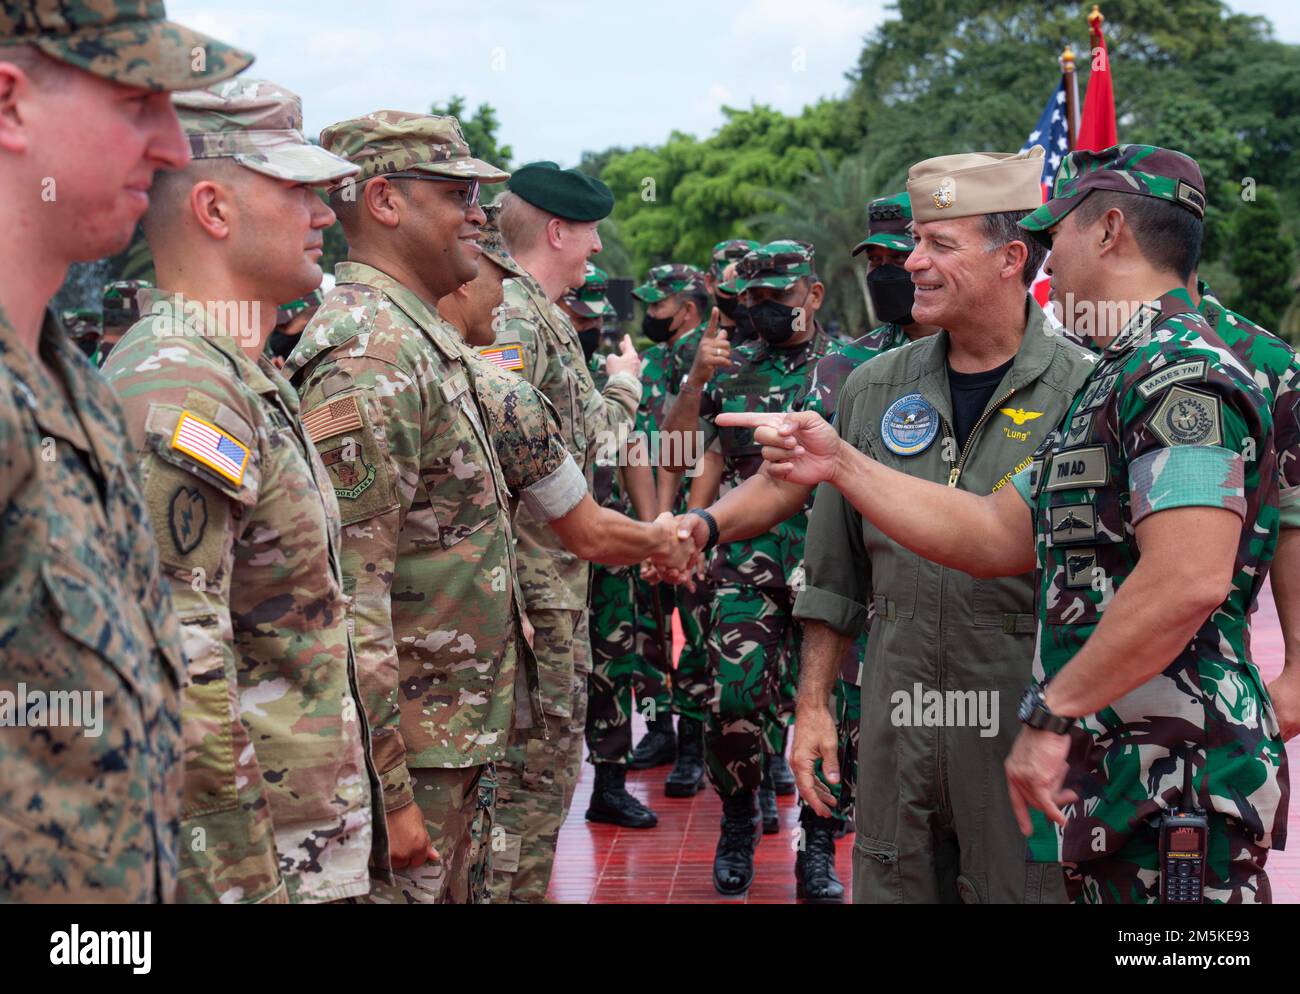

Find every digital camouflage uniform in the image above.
[100,279,152,367]
[476,261,641,901]
[1014,146,1288,904]
[1,311,187,903]
[700,241,840,796]
[101,81,386,904]
[796,320,911,825]
[286,111,555,905]
[0,0,252,905]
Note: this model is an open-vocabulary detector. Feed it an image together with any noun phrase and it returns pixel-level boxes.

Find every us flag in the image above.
[1021,81,1072,306]
[173,413,249,485]
[481,345,524,371]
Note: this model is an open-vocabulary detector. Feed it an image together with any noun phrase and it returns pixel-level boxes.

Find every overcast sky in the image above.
[170,1,1298,166]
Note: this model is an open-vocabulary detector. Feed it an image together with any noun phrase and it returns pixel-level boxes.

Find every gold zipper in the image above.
[946,387,1017,488]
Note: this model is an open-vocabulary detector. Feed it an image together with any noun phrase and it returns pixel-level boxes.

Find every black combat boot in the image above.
[768,749,796,796]
[759,765,780,834]
[585,763,659,829]
[713,791,760,896]
[663,716,705,797]
[628,713,676,769]
[795,811,845,903]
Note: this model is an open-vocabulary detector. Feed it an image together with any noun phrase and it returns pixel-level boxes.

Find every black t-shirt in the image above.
[948,356,1014,451]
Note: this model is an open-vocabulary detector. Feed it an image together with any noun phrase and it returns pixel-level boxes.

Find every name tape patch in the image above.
[1044,445,1109,491]
[1135,359,1207,400]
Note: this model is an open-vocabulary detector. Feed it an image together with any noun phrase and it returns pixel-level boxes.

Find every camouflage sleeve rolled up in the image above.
[296,356,414,811]
[103,328,286,904]
[469,353,586,521]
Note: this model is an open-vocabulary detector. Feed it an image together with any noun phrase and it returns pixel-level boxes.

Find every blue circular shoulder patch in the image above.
[880,392,939,456]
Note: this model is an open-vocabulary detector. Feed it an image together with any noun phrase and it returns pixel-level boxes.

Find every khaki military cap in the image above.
[907,146,1045,222]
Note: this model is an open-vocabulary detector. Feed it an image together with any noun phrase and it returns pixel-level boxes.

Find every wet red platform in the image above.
[549,579,1297,903]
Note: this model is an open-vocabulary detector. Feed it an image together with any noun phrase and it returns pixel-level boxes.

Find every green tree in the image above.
[1227,186,1296,336]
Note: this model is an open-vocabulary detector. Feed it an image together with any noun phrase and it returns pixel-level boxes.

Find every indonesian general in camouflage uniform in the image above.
[701,242,839,806]
[1011,146,1289,903]
[103,80,382,904]
[287,113,585,905]
[478,162,642,901]
[0,0,252,904]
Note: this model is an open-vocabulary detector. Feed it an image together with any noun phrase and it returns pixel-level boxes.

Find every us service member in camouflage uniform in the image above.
[483,163,646,901]
[659,240,840,896]
[284,112,540,905]
[728,145,1287,905]
[103,79,382,904]
[0,0,251,903]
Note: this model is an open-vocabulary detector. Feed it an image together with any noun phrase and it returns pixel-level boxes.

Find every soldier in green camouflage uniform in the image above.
[0,0,251,903]
[695,240,839,895]
[706,238,760,345]
[286,113,582,905]
[791,193,932,846]
[102,80,384,905]
[481,163,645,900]
[100,279,151,366]
[628,264,714,771]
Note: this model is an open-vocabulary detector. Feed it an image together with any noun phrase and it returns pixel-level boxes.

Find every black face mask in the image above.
[748,297,805,345]
[715,292,740,320]
[727,303,755,343]
[641,310,676,344]
[867,264,915,326]
[578,327,600,362]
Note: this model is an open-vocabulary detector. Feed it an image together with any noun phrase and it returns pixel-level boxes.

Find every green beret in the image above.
[508,161,614,222]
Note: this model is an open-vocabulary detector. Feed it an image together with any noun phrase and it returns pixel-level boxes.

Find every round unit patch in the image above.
[881,392,939,456]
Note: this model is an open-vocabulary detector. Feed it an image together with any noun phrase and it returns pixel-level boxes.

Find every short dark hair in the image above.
[1071,190,1203,283]
[679,285,710,322]
[981,210,1047,287]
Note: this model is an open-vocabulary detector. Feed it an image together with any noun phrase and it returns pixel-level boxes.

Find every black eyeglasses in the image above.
[384,172,481,207]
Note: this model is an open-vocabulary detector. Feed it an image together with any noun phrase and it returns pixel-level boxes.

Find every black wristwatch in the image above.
[686,508,720,551]
[1017,682,1074,734]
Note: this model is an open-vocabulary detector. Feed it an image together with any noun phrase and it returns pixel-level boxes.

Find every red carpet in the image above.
[549,580,1299,903]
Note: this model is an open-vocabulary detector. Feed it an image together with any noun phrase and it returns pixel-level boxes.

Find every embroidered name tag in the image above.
[1043,445,1109,491]
[1135,360,1207,400]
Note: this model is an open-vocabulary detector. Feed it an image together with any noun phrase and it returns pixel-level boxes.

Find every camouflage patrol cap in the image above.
[720,240,815,292]
[632,263,706,303]
[173,78,357,184]
[562,263,617,319]
[709,239,760,278]
[320,111,509,191]
[274,288,324,326]
[61,307,102,342]
[852,192,914,255]
[1018,144,1207,246]
[477,200,528,278]
[101,278,150,326]
[0,1,253,92]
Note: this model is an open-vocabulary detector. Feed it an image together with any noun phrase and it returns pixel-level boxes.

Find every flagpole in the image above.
[1060,44,1078,150]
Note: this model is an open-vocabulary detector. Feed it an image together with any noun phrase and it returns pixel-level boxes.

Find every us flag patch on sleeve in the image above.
[171,412,250,487]
[480,345,525,371]
[301,395,364,443]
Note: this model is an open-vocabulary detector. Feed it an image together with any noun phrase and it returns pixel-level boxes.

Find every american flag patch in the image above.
[301,395,363,443]
[480,345,524,371]
[171,412,250,486]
